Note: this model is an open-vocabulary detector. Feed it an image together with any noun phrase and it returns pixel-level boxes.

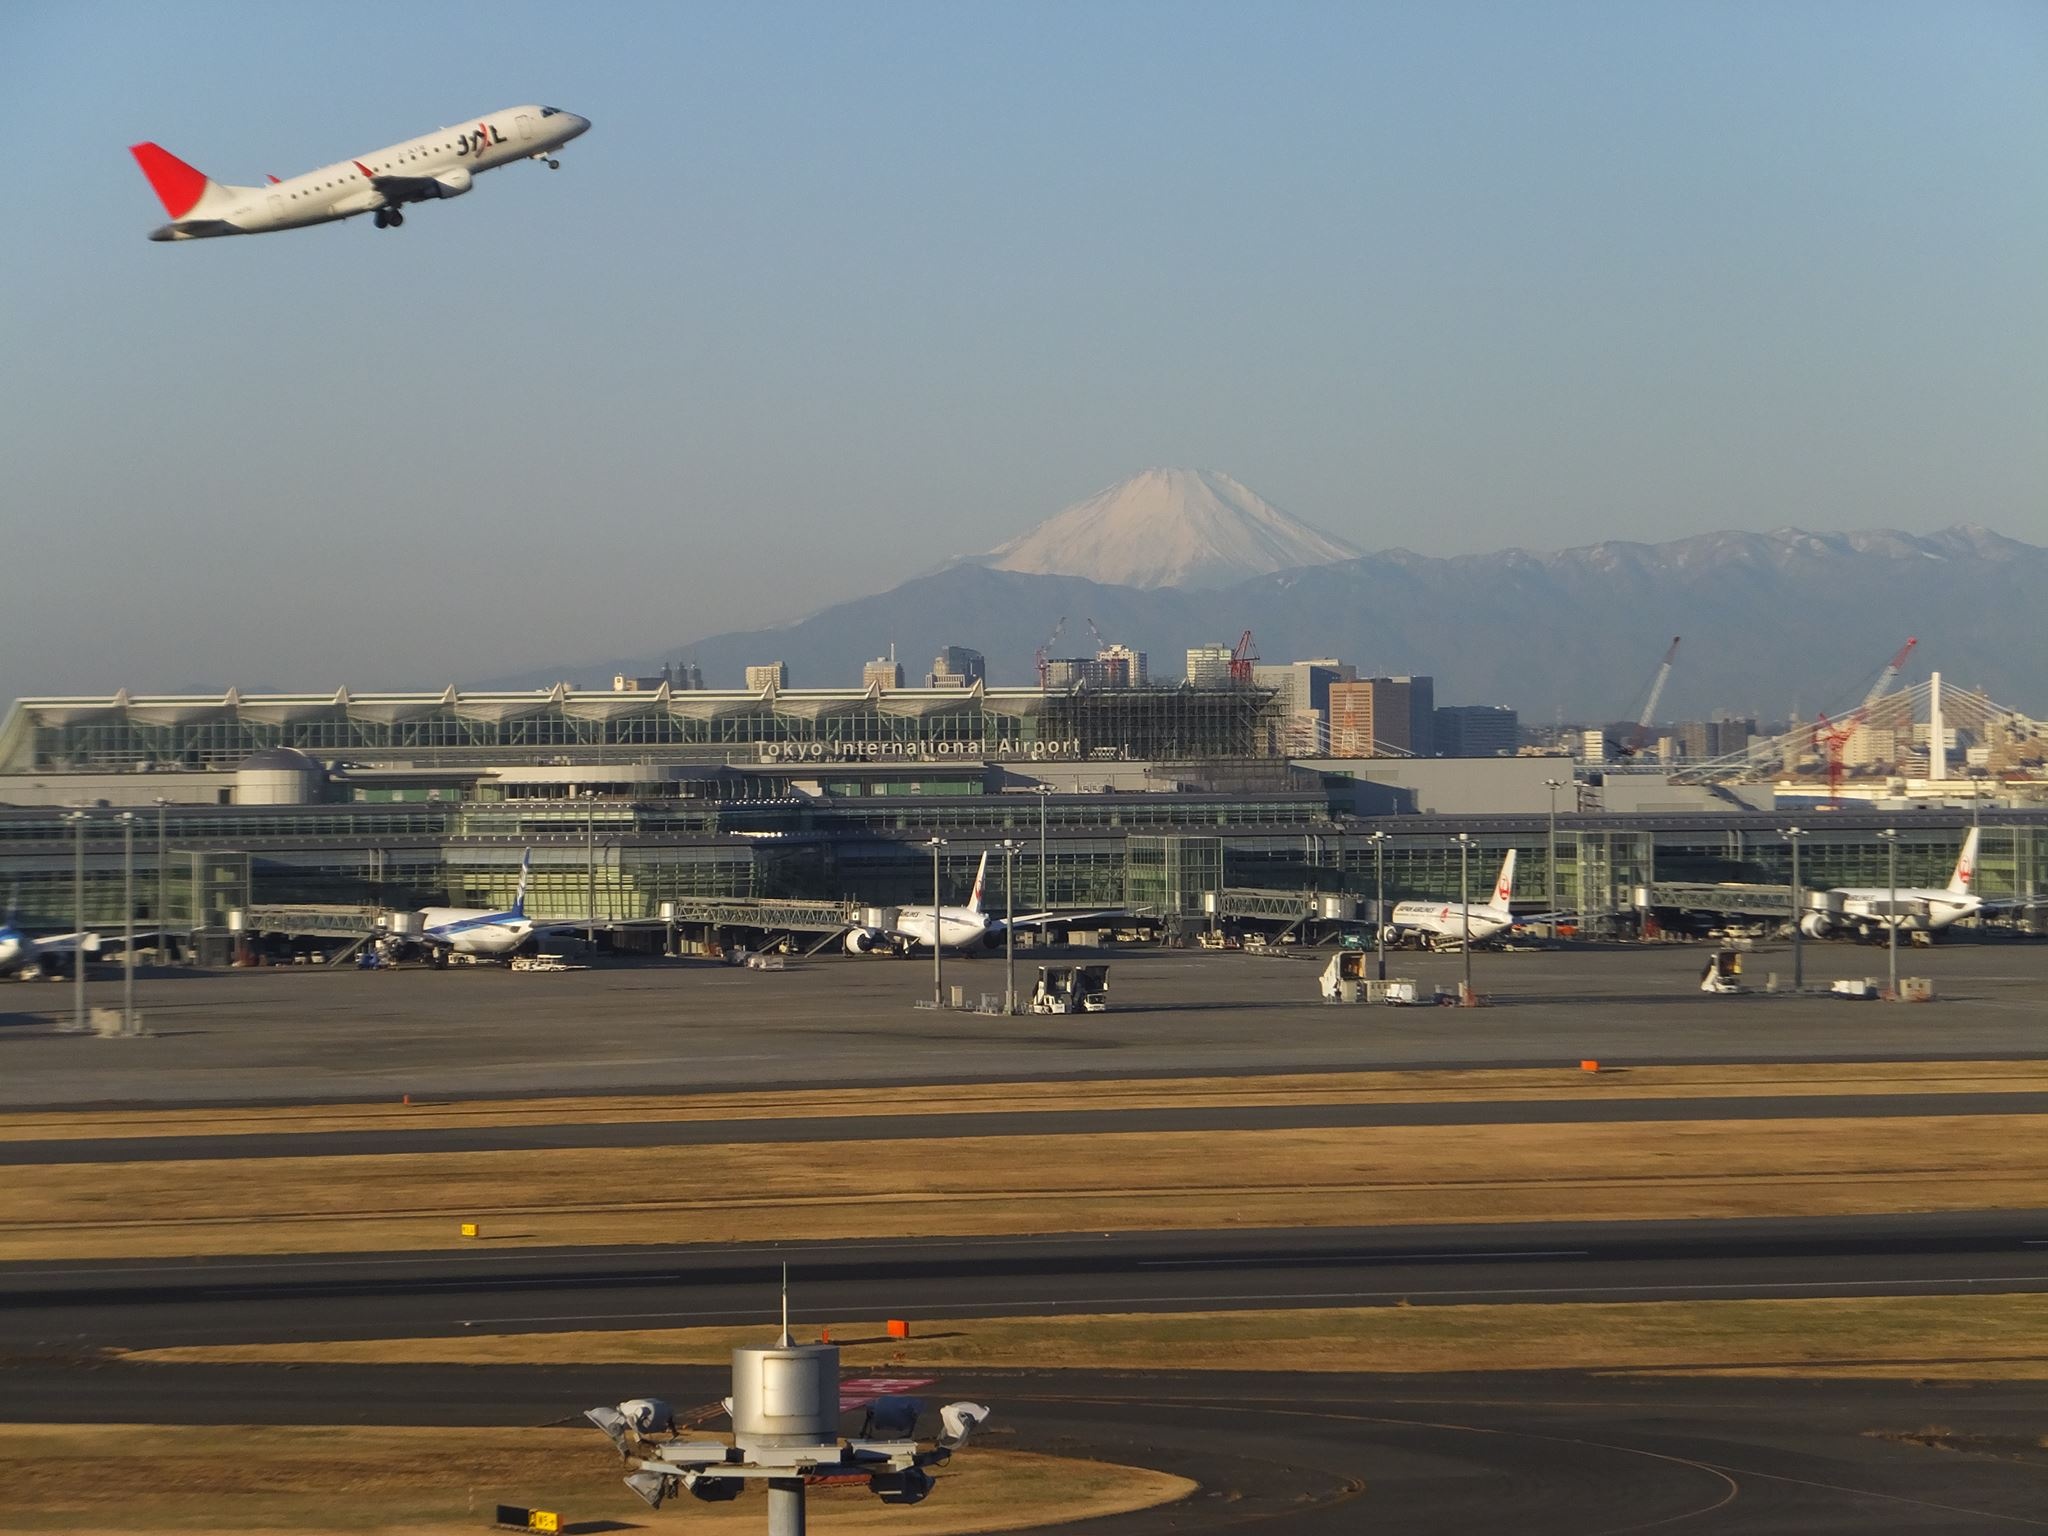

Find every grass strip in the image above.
[5,1115,2042,1262]
[124,1293,2048,1380]
[0,1425,1192,1535]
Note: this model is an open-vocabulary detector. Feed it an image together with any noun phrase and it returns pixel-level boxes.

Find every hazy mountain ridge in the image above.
[504,523,2048,719]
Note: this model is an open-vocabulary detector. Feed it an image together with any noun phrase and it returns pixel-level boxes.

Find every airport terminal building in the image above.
[0,687,2041,947]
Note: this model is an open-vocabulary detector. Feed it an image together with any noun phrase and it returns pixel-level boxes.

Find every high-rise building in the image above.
[745,661,789,692]
[1095,643,1148,687]
[612,661,703,693]
[863,653,904,690]
[1255,659,1355,755]
[927,646,986,689]
[1328,676,1434,756]
[1186,644,1235,686]
[1434,704,1518,757]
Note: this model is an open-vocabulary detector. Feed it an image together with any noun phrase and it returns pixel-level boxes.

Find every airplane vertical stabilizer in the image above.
[967,851,988,916]
[129,142,251,219]
[513,849,532,918]
[1489,850,1517,912]
[1948,828,1980,896]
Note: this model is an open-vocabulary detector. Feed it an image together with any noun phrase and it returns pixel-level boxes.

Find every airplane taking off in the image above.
[844,852,1121,954]
[417,851,547,959]
[1804,828,1993,938]
[131,104,590,240]
[1385,850,1519,949]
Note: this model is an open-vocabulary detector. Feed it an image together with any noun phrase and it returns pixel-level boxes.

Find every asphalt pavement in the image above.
[5,1212,2045,1353]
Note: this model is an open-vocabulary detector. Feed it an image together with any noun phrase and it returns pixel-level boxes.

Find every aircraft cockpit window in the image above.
[540,106,560,117]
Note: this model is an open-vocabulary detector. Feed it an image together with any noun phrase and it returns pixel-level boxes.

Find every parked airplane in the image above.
[417,851,548,959]
[131,104,590,241]
[0,914,95,980]
[1802,828,1990,938]
[1384,850,1519,949]
[844,852,1120,954]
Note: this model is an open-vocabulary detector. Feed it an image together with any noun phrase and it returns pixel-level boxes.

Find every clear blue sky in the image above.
[1,0,2042,698]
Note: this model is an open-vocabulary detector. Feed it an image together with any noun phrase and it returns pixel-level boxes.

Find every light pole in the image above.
[1879,827,1899,998]
[153,796,170,958]
[1782,826,1807,990]
[999,839,1023,1013]
[1034,785,1053,911]
[1544,778,1565,922]
[119,812,136,1035]
[926,836,948,1007]
[1456,832,1473,1003]
[66,810,87,1033]
[583,790,597,948]
[1368,830,1388,982]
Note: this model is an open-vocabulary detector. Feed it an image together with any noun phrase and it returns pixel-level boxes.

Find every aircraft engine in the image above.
[980,926,1004,950]
[845,927,888,955]
[431,167,474,197]
[1380,925,1403,948]
[1799,913,1833,939]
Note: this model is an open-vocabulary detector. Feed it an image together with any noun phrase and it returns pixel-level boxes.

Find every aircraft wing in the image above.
[347,162,456,208]
[998,909,1128,931]
[29,932,98,956]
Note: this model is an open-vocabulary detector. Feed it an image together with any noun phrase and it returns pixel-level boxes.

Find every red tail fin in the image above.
[130,142,211,219]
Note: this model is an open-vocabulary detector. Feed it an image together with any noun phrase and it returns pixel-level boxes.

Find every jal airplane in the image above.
[844,851,1120,954]
[1803,828,1993,938]
[130,104,591,241]
[1385,850,1520,949]
[417,851,547,959]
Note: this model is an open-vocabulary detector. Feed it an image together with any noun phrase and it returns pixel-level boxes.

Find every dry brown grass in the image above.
[0,1425,1192,1535]
[2,1060,2041,1143]
[126,1293,2048,1380]
[7,1114,2042,1262]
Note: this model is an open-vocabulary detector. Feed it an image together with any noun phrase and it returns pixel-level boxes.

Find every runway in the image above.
[3,1358,2042,1532]
[5,1210,2045,1353]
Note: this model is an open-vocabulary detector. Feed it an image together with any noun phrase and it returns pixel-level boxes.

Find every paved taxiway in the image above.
[10,1088,2048,1163]
[5,942,2048,1107]
[5,1213,2044,1353]
[4,1359,2042,1532]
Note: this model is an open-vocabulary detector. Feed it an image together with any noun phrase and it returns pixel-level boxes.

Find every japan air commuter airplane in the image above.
[130,104,591,240]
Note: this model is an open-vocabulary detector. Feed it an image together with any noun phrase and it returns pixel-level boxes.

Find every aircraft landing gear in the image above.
[547,158,560,169]
[373,209,405,229]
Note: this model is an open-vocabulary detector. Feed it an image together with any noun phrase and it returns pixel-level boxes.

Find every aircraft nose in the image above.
[567,113,592,139]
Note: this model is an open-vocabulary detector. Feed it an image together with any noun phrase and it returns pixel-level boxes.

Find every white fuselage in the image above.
[146,104,589,240]
[886,905,998,951]
[417,908,534,957]
[1826,889,1982,933]
[1388,901,1515,945]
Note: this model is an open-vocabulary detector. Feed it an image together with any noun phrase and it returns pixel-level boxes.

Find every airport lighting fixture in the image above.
[1367,830,1389,982]
[1455,832,1473,1002]
[1781,827,1807,990]
[1543,778,1566,917]
[582,790,598,947]
[1034,785,1053,909]
[153,797,170,954]
[999,839,1025,1014]
[586,1274,990,1533]
[1878,828,1899,997]
[118,812,136,1035]
[64,809,89,1034]
[925,837,947,1007]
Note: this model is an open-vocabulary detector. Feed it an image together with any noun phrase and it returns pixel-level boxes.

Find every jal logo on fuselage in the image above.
[456,123,507,160]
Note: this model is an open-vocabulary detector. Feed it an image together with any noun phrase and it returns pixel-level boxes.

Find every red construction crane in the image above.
[1228,629,1259,685]
[1811,636,1917,802]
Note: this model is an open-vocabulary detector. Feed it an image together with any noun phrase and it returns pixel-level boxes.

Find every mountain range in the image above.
[501,473,2048,720]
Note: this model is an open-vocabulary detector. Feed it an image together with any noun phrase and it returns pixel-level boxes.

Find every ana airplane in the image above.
[0,914,95,981]
[417,851,548,959]
[130,104,590,241]
[844,852,1120,954]
[1803,828,1993,938]
[1384,849,1519,950]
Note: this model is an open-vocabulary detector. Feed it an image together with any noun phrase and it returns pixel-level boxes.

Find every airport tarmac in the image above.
[3,942,2046,1107]
[4,1358,2042,1533]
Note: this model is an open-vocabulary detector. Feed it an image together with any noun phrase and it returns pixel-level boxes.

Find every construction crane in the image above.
[1811,636,1917,803]
[1084,618,1107,650]
[1618,637,1681,757]
[1034,615,1067,690]
[1228,630,1259,685]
